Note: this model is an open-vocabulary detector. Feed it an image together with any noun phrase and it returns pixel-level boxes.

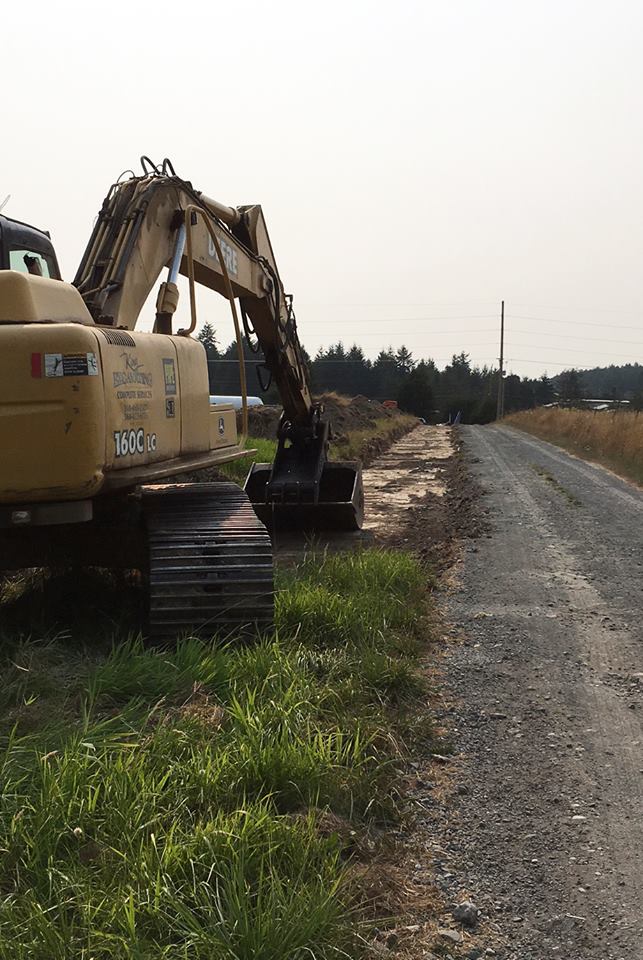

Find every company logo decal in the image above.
[113,353,153,389]
[208,233,238,276]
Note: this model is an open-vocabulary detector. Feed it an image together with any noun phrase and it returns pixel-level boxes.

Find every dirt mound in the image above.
[246,394,401,442]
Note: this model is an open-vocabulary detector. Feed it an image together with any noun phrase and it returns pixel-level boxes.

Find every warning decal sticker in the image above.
[163,358,177,395]
[45,353,99,378]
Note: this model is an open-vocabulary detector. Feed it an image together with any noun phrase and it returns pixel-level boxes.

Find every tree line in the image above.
[197,323,643,423]
[308,343,555,422]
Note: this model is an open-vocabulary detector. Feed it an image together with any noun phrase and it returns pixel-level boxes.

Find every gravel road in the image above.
[442,425,643,959]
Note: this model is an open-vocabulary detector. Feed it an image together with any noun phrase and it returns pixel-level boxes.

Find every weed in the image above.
[87,635,231,707]
[530,464,582,506]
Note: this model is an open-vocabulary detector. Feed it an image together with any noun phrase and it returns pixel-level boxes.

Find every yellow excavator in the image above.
[0,158,363,638]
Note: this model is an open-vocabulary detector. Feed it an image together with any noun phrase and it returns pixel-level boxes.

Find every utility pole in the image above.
[496,300,505,420]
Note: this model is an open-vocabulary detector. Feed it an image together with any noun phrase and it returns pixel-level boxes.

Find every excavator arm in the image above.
[74,159,363,527]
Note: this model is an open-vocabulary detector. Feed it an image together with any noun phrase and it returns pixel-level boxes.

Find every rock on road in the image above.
[446,425,642,960]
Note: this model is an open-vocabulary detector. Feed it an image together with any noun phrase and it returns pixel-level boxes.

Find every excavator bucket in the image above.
[244,415,364,532]
[245,459,364,532]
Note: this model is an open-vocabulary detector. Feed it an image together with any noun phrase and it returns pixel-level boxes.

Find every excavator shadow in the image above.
[270,528,375,566]
[0,568,143,645]
[0,566,273,647]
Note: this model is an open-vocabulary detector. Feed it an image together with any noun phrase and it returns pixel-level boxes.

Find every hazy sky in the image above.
[4,0,643,378]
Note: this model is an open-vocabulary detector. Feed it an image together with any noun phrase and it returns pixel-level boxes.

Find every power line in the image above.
[301,328,500,336]
[300,329,643,349]
[508,328,643,345]
[310,332,643,356]
[365,328,643,347]
[504,343,641,360]
[504,357,641,369]
[508,313,643,331]
[215,355,640,370]
[300,298,643,318]
[375,326,643,345]
[302,315,499,324]
[296,300,498,308]
[509,301,643,318]
[302,312,643,332]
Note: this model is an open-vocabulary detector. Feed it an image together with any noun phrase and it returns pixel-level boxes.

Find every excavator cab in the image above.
[0,215,62,279]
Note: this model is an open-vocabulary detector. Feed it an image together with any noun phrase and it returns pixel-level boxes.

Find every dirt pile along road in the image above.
[247,393,404,446]
[438,424,643,960]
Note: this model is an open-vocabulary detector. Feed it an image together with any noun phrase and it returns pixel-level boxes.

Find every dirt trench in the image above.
[272,424,458,563]
[362,427,452,538]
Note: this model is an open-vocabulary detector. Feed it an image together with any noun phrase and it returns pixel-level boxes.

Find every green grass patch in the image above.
[0,549,432,958]
[218,436,277,484]
[530,464,582,506]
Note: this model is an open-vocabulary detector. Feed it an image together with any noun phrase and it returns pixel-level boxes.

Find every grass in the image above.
[0,549,432,959]
[530,464,582,506]
[505,408,643,486]
[219,436,277,484]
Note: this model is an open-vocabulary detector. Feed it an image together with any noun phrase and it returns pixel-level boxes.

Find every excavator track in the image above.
[142,482,274,641]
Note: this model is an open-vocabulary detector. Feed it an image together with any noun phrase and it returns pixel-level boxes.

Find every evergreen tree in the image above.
[557,368,583,405]
[373,347,402,398]
[345,344,373,395]
[397,362,434,418]
[196,322,219,358]
[534,374,555,406]
[395,345,415,375]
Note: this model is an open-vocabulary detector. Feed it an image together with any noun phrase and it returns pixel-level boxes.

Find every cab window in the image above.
[9,249,53,278]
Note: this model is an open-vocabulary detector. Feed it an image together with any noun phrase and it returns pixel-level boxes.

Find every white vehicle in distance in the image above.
[209,396,264,410]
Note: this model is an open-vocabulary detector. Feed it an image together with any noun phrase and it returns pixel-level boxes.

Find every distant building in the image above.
[547,398,631,411]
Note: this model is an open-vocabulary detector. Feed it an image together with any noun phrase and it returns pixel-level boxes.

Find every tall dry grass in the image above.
[505,407,643,486]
